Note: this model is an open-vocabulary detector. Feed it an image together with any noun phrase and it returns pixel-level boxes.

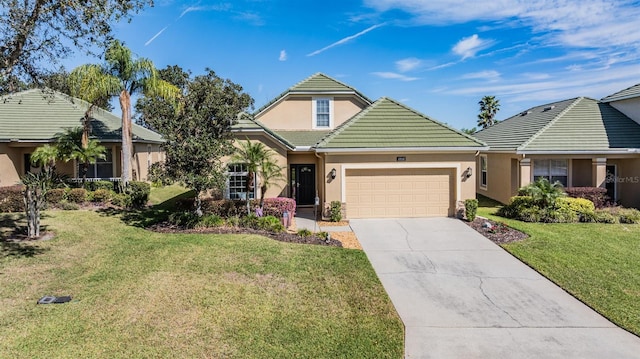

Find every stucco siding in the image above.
[477,153,520,204]
[571,159,592,187]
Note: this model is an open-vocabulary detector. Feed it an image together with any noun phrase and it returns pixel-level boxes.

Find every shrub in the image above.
[556,197,595,222]
[518,178,565,208]
[257,215,285,233]
[240,214,260,229]
[226,215,240,227]
[616,208,640,224]
[202,199,246,217]
[594,209,618,224]
[112,193,132,208]
[46,188,66,205]
[90,180,115,192]
[196,214,225,228]
[329,201,342,222]
[517,206,543,222]
[148,162,173,187]
[59,201,79,210]
[565,187,610,209]
[67,188,87,203]
[168,211,199,228]
[91,189,113,203]
[543,207,578,223]
[297,228,312,237]
[127,181,151,208]
[262,197,296,218]
[464,198,478,222]
[0,185,25,212]
[497,196,536,219]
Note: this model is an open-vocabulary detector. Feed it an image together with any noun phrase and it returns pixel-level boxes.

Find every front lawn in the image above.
[477,200,640,336]
[0,210,403,358]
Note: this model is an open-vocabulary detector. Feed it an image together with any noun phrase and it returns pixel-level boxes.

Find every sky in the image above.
[61,0,640,131]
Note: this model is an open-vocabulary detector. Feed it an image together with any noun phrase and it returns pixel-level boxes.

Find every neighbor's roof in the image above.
[474,97,640,153]
[254,73,372,117]
[315,97,486,150]
[0,88,163,143]
[601,83,640,102]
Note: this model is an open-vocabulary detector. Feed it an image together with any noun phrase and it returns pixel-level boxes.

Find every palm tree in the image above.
[231,139,274,215]
[258,160,285,209]
[55,127,106,185]
[74,139,107,183]
[30,144,59,173]
[477,95,500,129]
[69,40,178,185]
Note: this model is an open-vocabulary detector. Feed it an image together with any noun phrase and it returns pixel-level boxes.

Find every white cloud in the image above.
[452,34,494,59]
[461,70,501,82]
[307,23,385,57]
[371,72,419,81]
[279,50,287,61]
[395,57,422,72]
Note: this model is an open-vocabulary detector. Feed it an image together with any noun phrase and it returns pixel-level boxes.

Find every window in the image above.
[480,155,488,189]
[313,97,332,128]
[533,159,568,186]
[227,164,256,200]
[79,150,113,179]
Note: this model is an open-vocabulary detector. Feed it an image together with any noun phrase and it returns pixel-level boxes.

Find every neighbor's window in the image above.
[78,150,113,179]
[480,155,488,189]
[227,163,256,200]
[313,97,332,128]
[533,159,568,187]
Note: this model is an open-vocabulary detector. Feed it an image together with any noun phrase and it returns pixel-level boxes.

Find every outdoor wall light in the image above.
[466,167,473,178]
[330,168,337,179]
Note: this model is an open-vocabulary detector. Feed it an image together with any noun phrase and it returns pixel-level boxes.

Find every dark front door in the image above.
[290,164,315,205]
[606,165,616,201]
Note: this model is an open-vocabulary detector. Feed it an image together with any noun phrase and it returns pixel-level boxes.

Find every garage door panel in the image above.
[345,168,454,219]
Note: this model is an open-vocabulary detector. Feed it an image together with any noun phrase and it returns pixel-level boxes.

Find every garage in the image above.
[345,168,454,218]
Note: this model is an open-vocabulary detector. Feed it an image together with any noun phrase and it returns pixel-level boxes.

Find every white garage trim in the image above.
[340,162,461,203]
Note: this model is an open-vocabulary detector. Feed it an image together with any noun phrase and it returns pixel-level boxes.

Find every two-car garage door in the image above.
[345,168,454,218]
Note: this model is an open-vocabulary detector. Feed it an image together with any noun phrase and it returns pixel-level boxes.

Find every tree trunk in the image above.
[119,90,133,185]
[0,0,46,80]
[24,188,37,239]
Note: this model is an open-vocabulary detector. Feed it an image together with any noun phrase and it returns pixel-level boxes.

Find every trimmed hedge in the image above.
[127,181,151,208]
[464,198,478,222]
[67,188,87,203]
[90,180,116,192]
[46,188,66,205]
[91,189,113,203]
[565,187,610,209]
[0,185,24,213]
[201,197,296,219]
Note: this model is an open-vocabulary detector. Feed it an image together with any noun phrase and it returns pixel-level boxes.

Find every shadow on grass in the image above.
[0,213,50,258]
[98,189,196,228]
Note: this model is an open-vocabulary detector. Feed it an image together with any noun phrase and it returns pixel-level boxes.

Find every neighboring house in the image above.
[474,95,640,208]
[0,88,165,186]
[232,73,487,218]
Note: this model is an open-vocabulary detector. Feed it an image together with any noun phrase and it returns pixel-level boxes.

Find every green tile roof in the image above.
[601,83,640,102]
[231,113,295,149]
[0,88,163,143]
[474,97,640,152]
[254,73,371,116]
[274,130,331,147]
[316,97,486,150]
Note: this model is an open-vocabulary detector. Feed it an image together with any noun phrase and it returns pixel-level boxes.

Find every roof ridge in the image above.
[601,82,640,102]
[518,97,583,151]
[314,97,380,148]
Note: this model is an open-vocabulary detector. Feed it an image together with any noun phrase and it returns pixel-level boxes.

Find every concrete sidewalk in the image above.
[293,207,352,233]
[351,217,640,359]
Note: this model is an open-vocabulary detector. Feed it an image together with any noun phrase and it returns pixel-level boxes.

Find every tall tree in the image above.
[232,139,274,215]
[69,40,178,184]
[135,65,191,131]
[258,159,285,209]
[477,95,501,129]
[0,0,150,85]
[138,69,254,215]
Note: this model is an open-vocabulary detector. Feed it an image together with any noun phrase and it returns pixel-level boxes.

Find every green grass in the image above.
[0,210,403,358]
[477,197,640,335]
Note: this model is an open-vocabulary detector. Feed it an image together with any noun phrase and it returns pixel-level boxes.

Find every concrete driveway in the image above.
[350,217,640,359]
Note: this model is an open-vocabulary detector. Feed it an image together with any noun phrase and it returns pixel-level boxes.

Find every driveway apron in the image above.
[350,217,640,359]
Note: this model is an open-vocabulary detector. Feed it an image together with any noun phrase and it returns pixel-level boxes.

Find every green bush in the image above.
[497,196,535,219]
[196,214,225,228]
[616,208,640,224]
[518,178,566,208]
[0,185,25,212]
[168,211,199,228]
[556,197,595,222]
[240,214,260,229]
[59,201,79,211]
[543,207,578,223]
[127,181,150,208]
[329,201,342,222]
[90,180,115,192]
[464,198,479,221]
[594,209,618,224]
[91,189,113,203]
[257,215,285,233]
[46,188,66,205]
[297,228,312,237]
[112,193,132,208]
[67,188,87,203]
[226,216,240,227]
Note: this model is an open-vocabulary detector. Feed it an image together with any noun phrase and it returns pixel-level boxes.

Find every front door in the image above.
[290,164,315,205]
[606,165,616,201]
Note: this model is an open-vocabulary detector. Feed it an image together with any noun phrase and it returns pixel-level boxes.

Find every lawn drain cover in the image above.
[37,296,72,304]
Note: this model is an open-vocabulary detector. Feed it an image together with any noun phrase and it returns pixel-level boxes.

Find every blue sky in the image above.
[62,0,640,130]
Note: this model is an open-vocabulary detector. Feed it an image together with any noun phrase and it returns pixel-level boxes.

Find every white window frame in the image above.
[479,154,488,189]
[312,97,333,129]
[533,159,569,187]
[226,163,257,200]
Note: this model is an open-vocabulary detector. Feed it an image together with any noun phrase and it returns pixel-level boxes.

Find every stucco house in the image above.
[474,92,640,208]
[0,88,164,186]
[231,73,487,219]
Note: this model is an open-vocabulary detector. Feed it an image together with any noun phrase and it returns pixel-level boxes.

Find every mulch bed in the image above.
[149,222,343,247]
[466,217,529,244]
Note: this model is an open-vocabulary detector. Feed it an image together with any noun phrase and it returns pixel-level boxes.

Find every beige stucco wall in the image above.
[321,152,477,217]
[608,158,640,208]
[132,143,164,181]
[572,159,592,187]
[476,152,522,204]
[609,98,640,125]
[256,95,366,130]
[0,143,22,186]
